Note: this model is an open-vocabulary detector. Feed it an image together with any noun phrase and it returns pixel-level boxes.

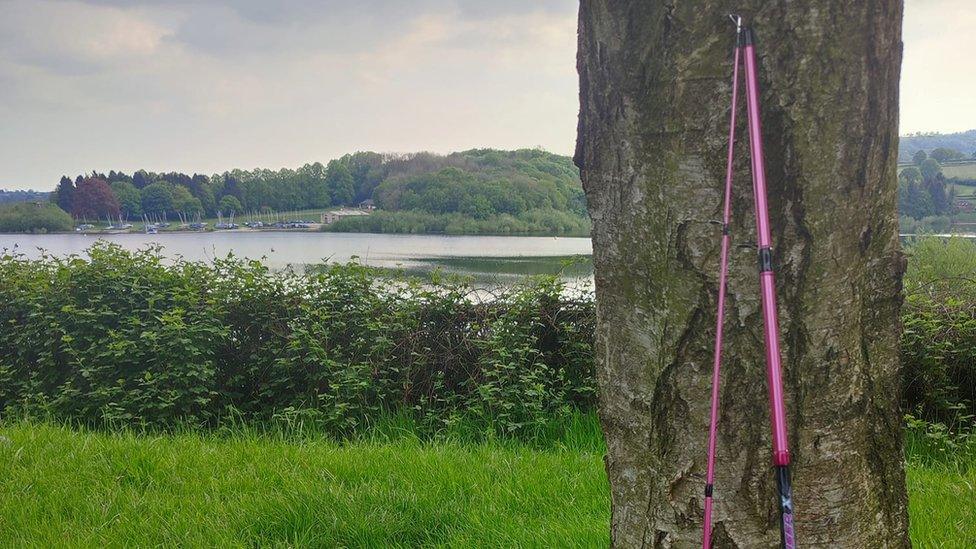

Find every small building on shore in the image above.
[359,199,376,211]
[321,209,371,224]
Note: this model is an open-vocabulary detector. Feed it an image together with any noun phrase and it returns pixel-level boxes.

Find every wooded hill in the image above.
[48,148,589,235]
[900,130,976,161]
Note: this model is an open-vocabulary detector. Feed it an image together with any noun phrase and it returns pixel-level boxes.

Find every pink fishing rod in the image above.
[702,15,741,549]
[703,16,795,549]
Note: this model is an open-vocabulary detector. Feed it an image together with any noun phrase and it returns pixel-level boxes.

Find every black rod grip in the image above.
[776,465,796,548]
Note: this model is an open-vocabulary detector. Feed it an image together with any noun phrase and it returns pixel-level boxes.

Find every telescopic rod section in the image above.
[741,23,796,549]
[702,17,795,549]
[701,15,741,549]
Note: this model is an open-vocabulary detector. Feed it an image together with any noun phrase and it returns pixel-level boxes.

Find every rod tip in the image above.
[728,14,743,32]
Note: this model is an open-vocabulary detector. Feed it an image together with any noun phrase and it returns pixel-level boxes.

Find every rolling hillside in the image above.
[900,130,976,161]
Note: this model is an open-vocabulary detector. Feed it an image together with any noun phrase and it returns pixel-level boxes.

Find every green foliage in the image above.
[218,195,242,215]
[904,237,976,302]
[2,239,971,442]
[326,208,591,236]
[900,129,976,162]
[0,189,51,205]
[899,159,953,220]
[929,147,966,163]
[140,182,175,215]
[373,150,585,219]
[913,149,928,165]
[0,244,595,435]
[902,306,976,431]
[0,202,74,233]
[171,185,203,215]
[55,149,587,235]
[901,238,976,437]
[901,166,922,185]
[920,158,943,180]
[326,161,355,206]
[110,181,142,218]
[53,176,74,212]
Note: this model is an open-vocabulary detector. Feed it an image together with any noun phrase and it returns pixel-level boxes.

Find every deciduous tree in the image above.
[576,2,909,546]
[141,182,175,215]
[327,162,356,206]
[218,195,242,215]
[71,177,120,221]
[111,181,142,218]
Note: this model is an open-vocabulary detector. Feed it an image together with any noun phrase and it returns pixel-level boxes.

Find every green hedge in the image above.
[0,244,595,435]
[902,303,976,428]
[0,242,973,436]
[901,237,976,432]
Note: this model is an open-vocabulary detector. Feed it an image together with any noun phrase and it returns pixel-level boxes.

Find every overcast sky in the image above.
[0,0,971,190]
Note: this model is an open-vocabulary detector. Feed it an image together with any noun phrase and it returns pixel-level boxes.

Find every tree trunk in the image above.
[575,2,908,547]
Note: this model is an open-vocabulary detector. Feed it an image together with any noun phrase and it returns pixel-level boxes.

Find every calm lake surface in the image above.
[0,232,594,283]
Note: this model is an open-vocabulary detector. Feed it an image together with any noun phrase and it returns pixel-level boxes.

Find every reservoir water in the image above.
[0,231,594,283]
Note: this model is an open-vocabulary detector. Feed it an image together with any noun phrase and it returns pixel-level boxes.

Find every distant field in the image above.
[942,162,976,179]
[897,161,976,180]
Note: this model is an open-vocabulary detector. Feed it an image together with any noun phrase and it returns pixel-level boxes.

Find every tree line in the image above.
[47,149,588,230]
[899,130,976,162]
[52,156,368,222]
[0,189,51,205]
[898,151,955,220]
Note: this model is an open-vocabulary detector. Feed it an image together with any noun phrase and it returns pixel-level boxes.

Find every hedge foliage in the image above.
[0,239,974,436]
[0,243,594,435]
[901,237,976,432]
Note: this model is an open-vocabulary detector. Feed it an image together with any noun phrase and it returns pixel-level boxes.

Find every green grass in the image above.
[950,184,976,200]
[0,418,609,547]
[904,433,976,547]
[0,418,973,547]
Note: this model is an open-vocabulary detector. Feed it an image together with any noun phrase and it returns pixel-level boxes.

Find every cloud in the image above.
[0,0,170,74]
[0,0,580,189]
[2,0,968,191]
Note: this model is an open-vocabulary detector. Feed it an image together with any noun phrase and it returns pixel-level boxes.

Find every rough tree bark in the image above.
[575,2,908,547]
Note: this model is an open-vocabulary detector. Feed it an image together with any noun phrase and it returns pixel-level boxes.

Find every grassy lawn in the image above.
[0,419,972,547]
[951,184,976,200]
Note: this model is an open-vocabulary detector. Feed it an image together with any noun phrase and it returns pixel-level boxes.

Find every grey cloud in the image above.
[72,0,574,23]
[21,1,576,61]
[162,1,576,58]
[167,2,421,57]
[0,1,166,75]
